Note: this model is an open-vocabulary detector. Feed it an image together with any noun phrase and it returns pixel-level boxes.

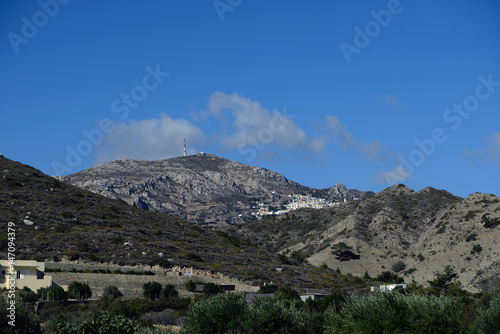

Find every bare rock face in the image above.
[56,154,373,226]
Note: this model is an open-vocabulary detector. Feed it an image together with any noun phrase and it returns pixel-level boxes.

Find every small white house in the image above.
[370,284,407,292]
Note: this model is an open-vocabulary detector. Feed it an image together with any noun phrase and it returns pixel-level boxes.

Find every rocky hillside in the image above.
[56,154,373,226]
[231,184,500,292]
[0,155,373,290]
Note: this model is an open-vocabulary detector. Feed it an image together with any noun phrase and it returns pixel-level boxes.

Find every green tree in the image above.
[331,242,360,262]
[18,286,39,304]
[143,282,162,300]
[185,280,196,292]
[182,292,246,334]
[67,281,92,300]
[37,285,68,301]
[324,292,467,334]
[243,297,313,334]
[202,282,224,295]
[274,285,300,302]
[161,284,179,298]
[0,294,42,333]
[103,285,123,299]
[258,284,279,294]
[472,290,500,334]
[427,265,466,296]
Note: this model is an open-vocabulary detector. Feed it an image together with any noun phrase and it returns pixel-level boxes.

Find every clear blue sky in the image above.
[1,0,499,197]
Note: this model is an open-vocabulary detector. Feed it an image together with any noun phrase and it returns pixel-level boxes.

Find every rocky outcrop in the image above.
[56,154,373,226]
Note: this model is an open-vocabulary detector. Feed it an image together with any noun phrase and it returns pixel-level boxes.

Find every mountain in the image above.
[0,155,367,290]
[56,153,373,226]
[2,155,499,292]
[231,184,500,292]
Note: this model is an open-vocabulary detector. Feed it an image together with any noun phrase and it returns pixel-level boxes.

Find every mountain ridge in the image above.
[56,153,374,226]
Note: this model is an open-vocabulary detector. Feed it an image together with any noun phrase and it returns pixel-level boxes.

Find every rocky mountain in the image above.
[0,155,350,289]
[231,184,500,292]
[2,155,499,293]
[56,153,373,226]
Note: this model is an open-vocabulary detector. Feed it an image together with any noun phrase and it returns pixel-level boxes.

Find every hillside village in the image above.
[254,193,357,217]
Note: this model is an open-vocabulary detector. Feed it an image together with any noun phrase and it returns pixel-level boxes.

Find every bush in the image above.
[324,292,467,334]
[18,286,38,304]
[182,293,246,334]
[143,282,162,300]
[37,286,68,301]
[0,294,42,333]
[243,297,314,334]
[54,310,142,334]
[39,302,65,321]
[202,282,224,295]
[258,284,279,294]
[67,281,92,300]
[392,261,406,273]
[471,244,483,255]
[274,285,300,302]
[161,284,179,298]
[472,291,500,334]
[185,280,196,292]
[103,285,123,299]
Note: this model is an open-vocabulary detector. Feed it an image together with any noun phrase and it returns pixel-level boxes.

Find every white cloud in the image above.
[325,115,385,162]
[383,94,405,110]
[205,92,326,161]
[487,133,500,165]
[461,133,500,166]
[372,165,412,184]
[95,114,205,164]
[325,115,356,150]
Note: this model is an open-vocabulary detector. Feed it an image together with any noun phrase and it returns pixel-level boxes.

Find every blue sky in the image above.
[1,0,499,197]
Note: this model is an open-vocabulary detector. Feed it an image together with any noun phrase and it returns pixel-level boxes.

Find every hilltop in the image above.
[231,184,500,292]
[56,153,373,226]
[0,155,370,290]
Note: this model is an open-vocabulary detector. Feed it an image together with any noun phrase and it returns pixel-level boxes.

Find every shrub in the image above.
[472,291,500,333]
[18,286,38,304]
[65,249,79,261]
[37,286,68,301]
[244,297,314,334]
[143,282,162,300]
[67,281,92,300]
[182,293,246,334]
[185,280,196,292]
[471,244,483,255]
[392,261,406,273]
[202,282,224,295]
[258,284,279,294]
[103,285,123,299]
[274,285,300,302]
[61,211,75,219]
[160,284,179,298]
[39,302,65,321]
[324,292,467,334]
[0,294,41,333]
[331,242,360,262]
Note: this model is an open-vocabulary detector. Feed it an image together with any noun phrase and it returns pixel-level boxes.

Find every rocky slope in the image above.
[0,155,355,289]
[232,184,500,292]
[56,154,373,226]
